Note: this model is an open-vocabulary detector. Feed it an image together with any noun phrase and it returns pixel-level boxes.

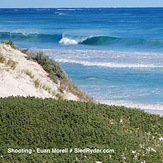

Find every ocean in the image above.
[0,8,163,115]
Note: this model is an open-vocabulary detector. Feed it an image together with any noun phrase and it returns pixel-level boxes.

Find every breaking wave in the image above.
[59,35,163,50]
[59,37,78,45]
[55,59,163,69]
[1,32,163,50]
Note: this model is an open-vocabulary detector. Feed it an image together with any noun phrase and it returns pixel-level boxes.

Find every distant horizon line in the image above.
[0,7,163,9]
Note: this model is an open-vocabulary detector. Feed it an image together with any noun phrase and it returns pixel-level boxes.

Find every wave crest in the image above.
[58,34,163,50]
[56,59,163,68]
[59,37,78,45]
[1,32,163,50]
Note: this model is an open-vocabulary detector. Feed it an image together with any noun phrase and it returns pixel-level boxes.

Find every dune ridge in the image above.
[0,43,81,101]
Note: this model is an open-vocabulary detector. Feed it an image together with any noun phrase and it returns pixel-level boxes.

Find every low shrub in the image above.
[26,51,67,83]
[0,97,162,162]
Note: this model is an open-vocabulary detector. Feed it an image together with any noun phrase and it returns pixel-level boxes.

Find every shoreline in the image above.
[98,100,163,116]
[0,42,162,116]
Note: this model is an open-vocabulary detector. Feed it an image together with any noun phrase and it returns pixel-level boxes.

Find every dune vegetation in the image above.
[0,97,162,162]
[0,40,92,102]
[0,40,162,162]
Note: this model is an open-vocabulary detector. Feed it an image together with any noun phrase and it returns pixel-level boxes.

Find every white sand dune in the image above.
[0,43,78,100]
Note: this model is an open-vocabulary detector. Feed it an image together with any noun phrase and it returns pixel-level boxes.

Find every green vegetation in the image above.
[1,41,92,101]
[0,97,162,162]
[23,49,92,102]
[1,40,17,49]
[26,51,67,83]
[21,48,29,54]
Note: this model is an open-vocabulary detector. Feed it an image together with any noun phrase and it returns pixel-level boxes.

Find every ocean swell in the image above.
[0,32,62,42]
[81,36,163,49]
[59,35,163,50]
[1,32,163,50]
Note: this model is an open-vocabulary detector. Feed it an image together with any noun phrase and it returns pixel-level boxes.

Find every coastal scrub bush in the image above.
[28,52,93,101]
[0,97,163,162]
[26,51,93,101]
[1,40,92,101]
[26,51,67,83]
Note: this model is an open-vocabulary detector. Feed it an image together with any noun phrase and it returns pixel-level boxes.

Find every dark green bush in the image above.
[0,97,162,162]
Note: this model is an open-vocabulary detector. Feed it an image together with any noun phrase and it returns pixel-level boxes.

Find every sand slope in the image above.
[0,44,78,100]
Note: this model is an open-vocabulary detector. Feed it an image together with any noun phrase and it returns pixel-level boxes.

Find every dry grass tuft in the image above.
[34,79,40,88]
[24,70,34,79]
[60,79,93,102]
[0,54,5,63]
[7,59,17,70]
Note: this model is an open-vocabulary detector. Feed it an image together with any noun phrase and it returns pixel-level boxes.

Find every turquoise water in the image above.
[0,8,163,114]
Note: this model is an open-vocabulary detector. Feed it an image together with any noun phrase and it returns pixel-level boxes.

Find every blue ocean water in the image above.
[0,8,163,114]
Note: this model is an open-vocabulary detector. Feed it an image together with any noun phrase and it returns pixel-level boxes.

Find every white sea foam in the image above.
[56,59,163,68]
[0,30,39,36]
[98,100,163,115]
[54,11,67,15]
[59,13,66,16]
[59,35,87,45]
[30,48,163,69]
[59,38,78,45]
[31,48,163,68]
[57,9,77,11]
[36,9,51,11]
[29,48,163,116]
